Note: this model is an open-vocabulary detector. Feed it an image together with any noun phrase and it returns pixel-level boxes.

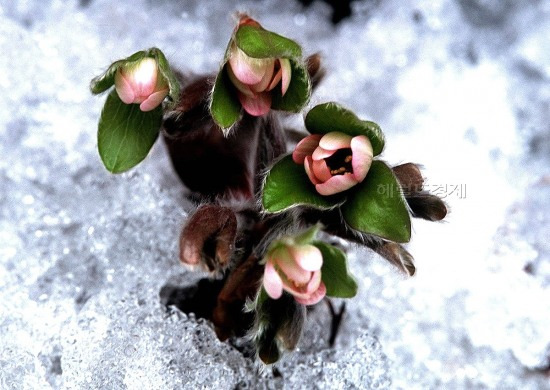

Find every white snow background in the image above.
[0,0,549,389]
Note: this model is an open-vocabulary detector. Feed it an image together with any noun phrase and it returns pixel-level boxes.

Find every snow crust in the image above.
[1,0,549,388]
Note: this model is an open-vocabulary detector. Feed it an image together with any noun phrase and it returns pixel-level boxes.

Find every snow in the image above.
[0,0,549,389]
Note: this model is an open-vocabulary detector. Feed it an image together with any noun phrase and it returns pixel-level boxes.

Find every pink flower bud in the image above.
[114,57,169,112]
[292,132,374,196]
[227,45,292,117]
[263,241,326,306]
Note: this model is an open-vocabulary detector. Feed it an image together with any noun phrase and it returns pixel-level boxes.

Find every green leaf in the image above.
[210,64,242,131]
[262,155,344,213]
[97,90,162,173]
[314,241,357,298]
[150,48,180,108]
[342,160,411,242]
[271,60,311,113]
[90,50,147,95]
[235,24,302,59]
[305,102,385,156]
[293,224,321,245]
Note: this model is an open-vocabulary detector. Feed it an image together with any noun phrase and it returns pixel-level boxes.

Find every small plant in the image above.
[91,14,447,364]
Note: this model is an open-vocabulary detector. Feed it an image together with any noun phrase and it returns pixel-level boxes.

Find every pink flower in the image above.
[227,35,291,116]
[115,57,169,112]
[263,242,326,306]
[292,132,374,196]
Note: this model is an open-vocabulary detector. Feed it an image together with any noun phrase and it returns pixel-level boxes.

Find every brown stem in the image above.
[212,253,264,340]
[325,299,346,347]
[206,211,291,339]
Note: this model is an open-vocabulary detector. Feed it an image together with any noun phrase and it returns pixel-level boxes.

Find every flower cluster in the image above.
[227,47,291,116]
[210,15,309,130]
[90,14,447,366]
[263,240,326,305]
[226,18,291,116]
[114,57,169,112]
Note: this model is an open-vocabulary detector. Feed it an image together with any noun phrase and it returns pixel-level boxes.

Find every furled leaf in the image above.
[293,224,321,246]
[98,90,162,173]
[90,50,147,95]
[305,102,385,156]
[151,48,180,108]
[314,241,357,298]
[376,242,416,277]
[406,193,448,221]
[262,155,344,213]
[342,160,411,242]
[210,64,242,131]
[271,59,311,113]
[235,24,302,59]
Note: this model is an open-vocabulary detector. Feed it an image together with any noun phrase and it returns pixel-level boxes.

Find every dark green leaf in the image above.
[90,50,147,95]
[255,287,269,309]
[235,24,302,59]
[271,60,311,113]
[314,241,357,298]
[150,48,180,108]
[98,90,162,173]
[305,102,385,156]
[342,160,411,242]
[262,155,344,213]
[293,224,321,245]
[210,64,242,131]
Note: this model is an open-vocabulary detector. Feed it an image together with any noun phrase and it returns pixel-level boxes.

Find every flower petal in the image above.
[319,131,352,150]
[316,174,359,195]
[350,135,374,182]
[131,58,158,98]
[266,65,282,92]
[251,60,275,93]
[292,134,322,164]
[275,247,311,286]
[139,88,169,112]
[311,146,335,161]
[263,260,284,299]
[305,270,322,293]
[280,58,292,96]
[228,46,272,85]
[238,91,272,116]
[290,245,323,272]
[311,159,332,182]
[304,156,322,185]
[114,71,136,104]
[227,65,255,97]
[295,281,326,306]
